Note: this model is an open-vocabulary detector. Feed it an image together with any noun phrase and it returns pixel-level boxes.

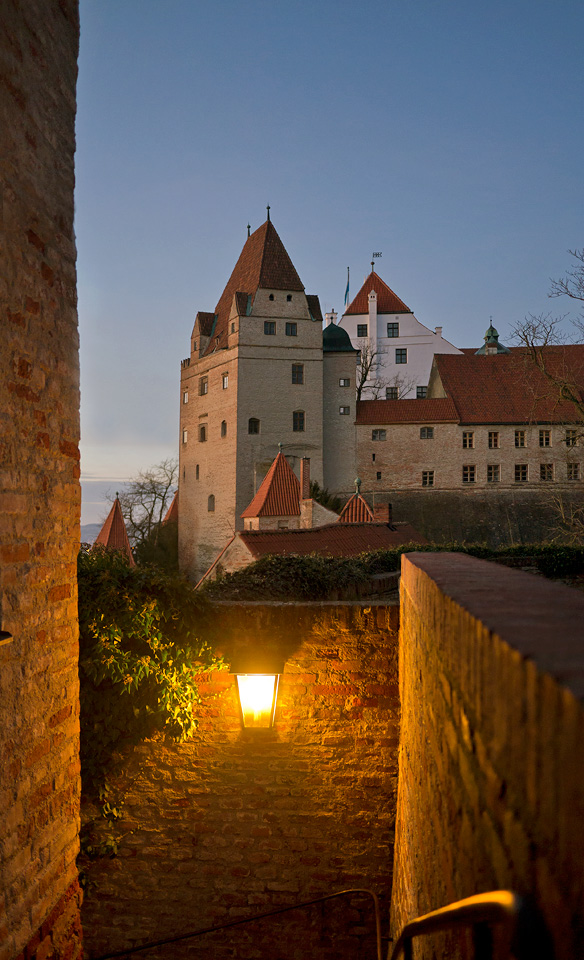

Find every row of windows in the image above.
[371,427,581,444]
[187,366,352,400]
[356,338,408,363]
[417,463,582,486]
[183,413,308,443]
[357,322,401,338]
[385,386,427,399]
[264,321,298,336]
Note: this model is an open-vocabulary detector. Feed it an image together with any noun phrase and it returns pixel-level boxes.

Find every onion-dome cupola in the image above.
[475,323,510,355]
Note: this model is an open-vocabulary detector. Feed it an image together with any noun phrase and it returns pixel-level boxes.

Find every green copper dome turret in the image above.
[475,322,510,355]
[323,322,358,353]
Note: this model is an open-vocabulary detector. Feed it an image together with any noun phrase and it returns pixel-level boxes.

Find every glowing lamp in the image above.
[235,673,280,728]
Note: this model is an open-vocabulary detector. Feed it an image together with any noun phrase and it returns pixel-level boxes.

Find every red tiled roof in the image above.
[241,452,300,518]
[434,347,584,424]
[240,522,426,559]
[162,490,178,524]
[93,498,135,566]
[202,221,305,357]
[306,293,323,322]
[356,398,459,424]
[338,492,374,523]
[344,271,410,316]
[194,312,215,337]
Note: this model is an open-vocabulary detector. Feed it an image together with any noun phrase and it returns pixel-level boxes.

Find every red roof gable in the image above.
[202,221,304,357]
[338,492,375,523]
[344,271,410,316]
[356,398,459,424]
[434,347,584,424]
[162,490,178,524]
[240,452,300,518]
[94,498,135,566]
[240,522,426,559]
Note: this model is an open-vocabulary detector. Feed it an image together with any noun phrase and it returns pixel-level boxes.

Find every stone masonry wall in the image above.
[0,3,82,960]
[80,603,400,960]
[391,553,584,960]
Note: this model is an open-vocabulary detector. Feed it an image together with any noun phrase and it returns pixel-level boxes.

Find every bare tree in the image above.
[355,340,416,401]
[107,458,178,550]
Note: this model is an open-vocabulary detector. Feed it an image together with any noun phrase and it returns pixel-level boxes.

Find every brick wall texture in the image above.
[80,603,400,960]
[0,3,81,960]
[391,552,584,960]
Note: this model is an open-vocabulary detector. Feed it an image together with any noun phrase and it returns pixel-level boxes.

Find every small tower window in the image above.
[183,391,189,404]
[208,494,215,512]
[182,429,188,443]
[292,363,304,384]
[196,464,199,480]
[199,424,207,442]
[199,377,208,395]
[293,410,305,432]
[221,420,227,437]
[339,406,350,415]
[269,294,274,301]
[287,294,292,302]
[231,323,236,334]
[222,373,229,389]
[248,418,260,435]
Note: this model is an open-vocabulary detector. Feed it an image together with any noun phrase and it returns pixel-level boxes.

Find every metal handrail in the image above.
[389,889,552,960]
[92,887,383,960]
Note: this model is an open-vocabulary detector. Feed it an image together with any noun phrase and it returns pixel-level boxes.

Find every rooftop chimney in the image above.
[434,326,443,337]
[300,458,311,500]
[374,502,392,525]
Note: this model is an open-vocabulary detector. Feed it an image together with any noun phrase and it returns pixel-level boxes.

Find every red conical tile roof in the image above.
[203,220,305,356]
[241,452,300,518]
[344,271,410,316]
[338,493,375,523]
[94,498,135,566]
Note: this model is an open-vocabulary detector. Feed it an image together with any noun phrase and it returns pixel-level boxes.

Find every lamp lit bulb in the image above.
[235,674,279,728]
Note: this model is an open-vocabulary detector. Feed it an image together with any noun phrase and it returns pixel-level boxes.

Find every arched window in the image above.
[207,494,215,512]
[221,420,227,437]
[199,424,207,442]
[248,418,260,435]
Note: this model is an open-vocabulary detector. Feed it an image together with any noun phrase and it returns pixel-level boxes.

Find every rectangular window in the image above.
[285,322,297,337]
[462,431,474,449]
[264,321,276,335]
[422,470,434,487]
[293,410,305,432]
[195,464,199,480]
[222,373,229,389]
[386,386,399,400]
[416,386,427,398]
[183,391,188,404]
[339,378,350,387]
[199,377,208,396]
[395,348,407,364]
[539,429,551,447]
[357,324,368,338]
[231,322,236,334]
[199,424,207,442]
[291,363,304,384]
[488,431,499,449]
[540,463,554,481]
[387,322,399,338]
[376,471,382,480]
[515,463,528,482]
[339,406,350,415]
[568,462,580,480]
[487,464,500,483]
[420,426,434,439]
[248,418,260,435]
[566,429,577,447]
[515,430,525,448]
[372,429,386,441]
[462,465,476,483]
[182,429,188,443]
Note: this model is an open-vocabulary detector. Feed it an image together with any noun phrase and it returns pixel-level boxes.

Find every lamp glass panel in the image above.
[236,674,278,728]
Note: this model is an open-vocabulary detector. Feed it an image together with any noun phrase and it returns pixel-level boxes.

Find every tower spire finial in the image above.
[355,477,361,494]
[266,204,271,222]
[278,441,283,454]
[247,223,251,238]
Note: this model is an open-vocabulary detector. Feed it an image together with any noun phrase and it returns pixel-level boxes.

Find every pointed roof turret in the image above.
[338,483,375,523]
[344,271,410,316]
[241,451,300,518]
[202,220,305,356]
[93,497,135,566]
[475,323,510,355]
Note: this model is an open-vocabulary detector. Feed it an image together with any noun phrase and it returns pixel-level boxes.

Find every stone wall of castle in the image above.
[0,3,82,959]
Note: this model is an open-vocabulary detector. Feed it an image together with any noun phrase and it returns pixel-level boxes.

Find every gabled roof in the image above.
[434,347,584,424]
[240,452,300,518]
[194,312,215,337]
[94,498,135,566]
[202,220,305,356]
[240,522,426,559]
[344,271,411,316]
[338,492,375,523]
[356,398,459,424]
[162,490,178,524]
[306,294,323,322]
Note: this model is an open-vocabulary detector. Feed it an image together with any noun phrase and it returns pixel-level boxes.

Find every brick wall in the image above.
[391,553,584,960]
[80,603,399,960]
[0,3,81,960]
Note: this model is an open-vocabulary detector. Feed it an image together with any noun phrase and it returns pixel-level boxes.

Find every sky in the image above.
[76,0,584,525]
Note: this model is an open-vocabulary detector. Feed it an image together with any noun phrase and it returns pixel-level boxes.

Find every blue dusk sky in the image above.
[76,0,584,524]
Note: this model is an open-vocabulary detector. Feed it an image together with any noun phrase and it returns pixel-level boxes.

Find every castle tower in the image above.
[179,220,324,581]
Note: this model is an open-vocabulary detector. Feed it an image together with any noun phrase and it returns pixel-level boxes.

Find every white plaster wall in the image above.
[340,309,462,399]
